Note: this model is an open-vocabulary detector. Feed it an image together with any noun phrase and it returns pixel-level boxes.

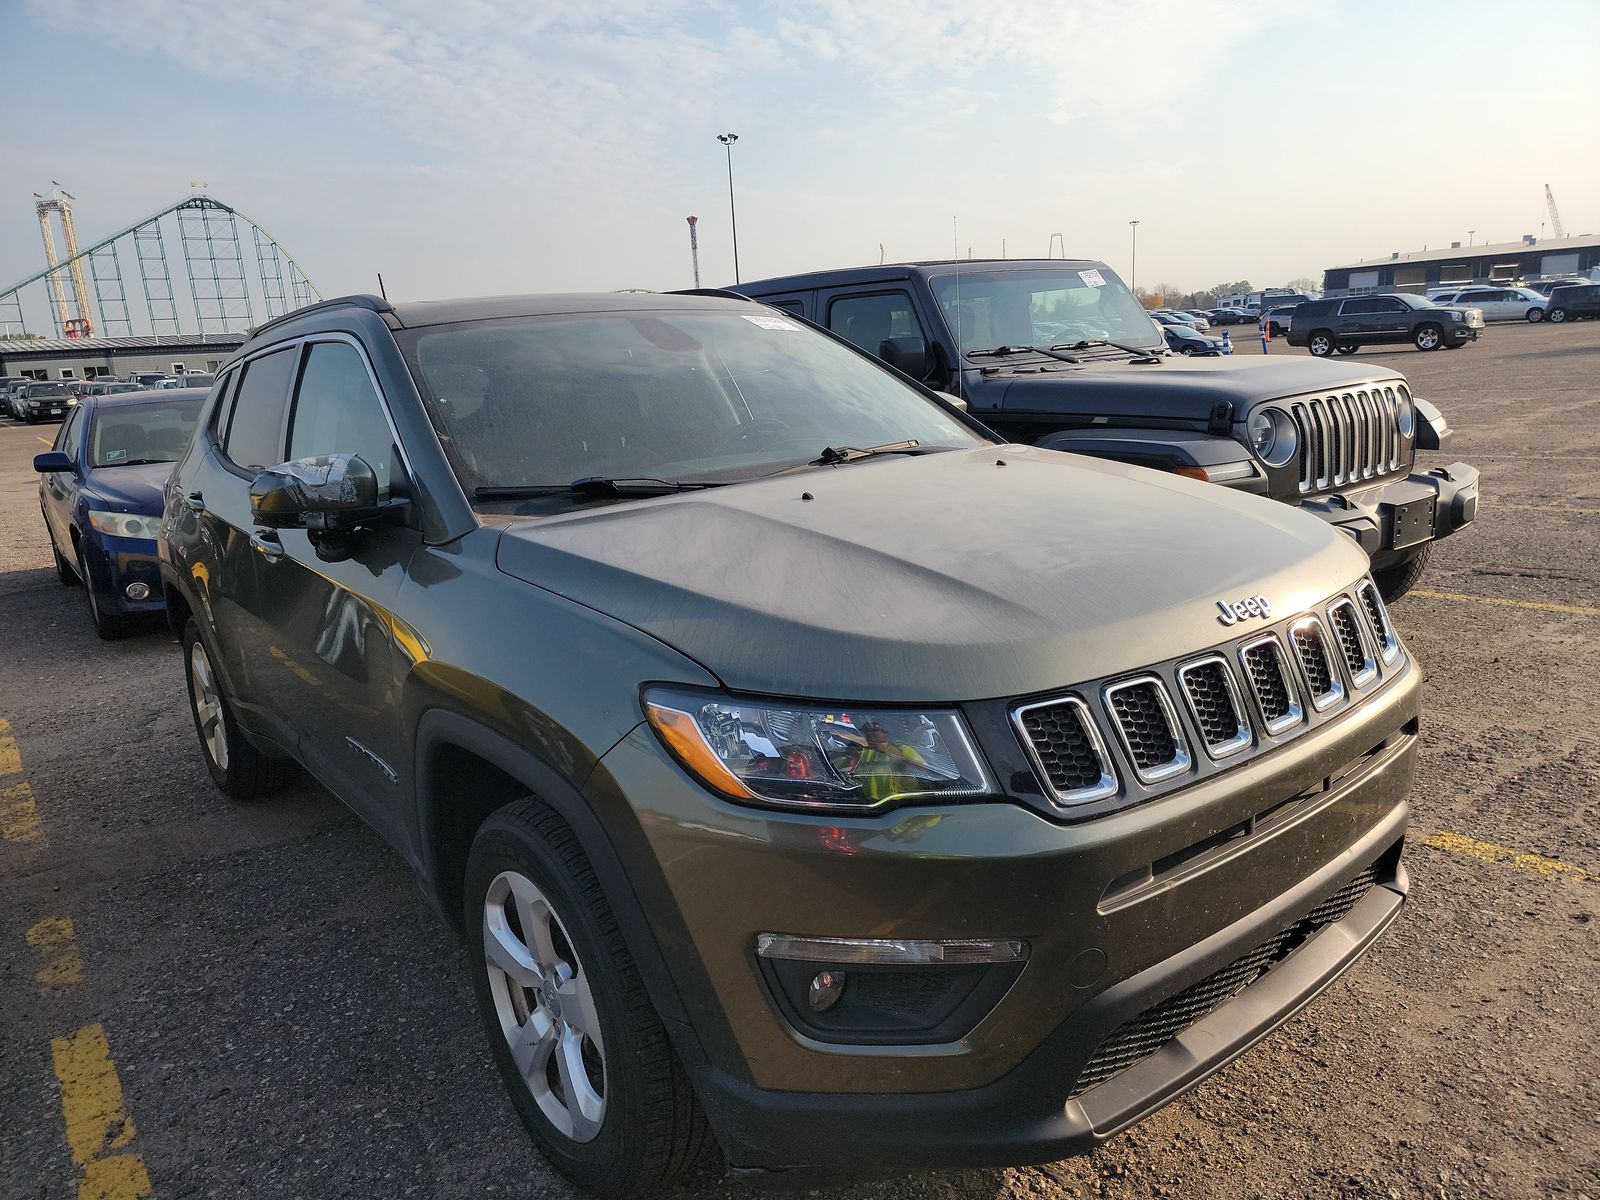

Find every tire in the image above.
[1547,307,1567,323]
[51,537,77,586]
[466,802,716,1198]
[1179,346,1196,355]
[1307,330,1336,357]
[1336,343,1360,355]
[181,618,295,798]
[77,542,134,639]
[1413,324,1443,351]
[1374,543,1433,603]
[1526,308,1543,323]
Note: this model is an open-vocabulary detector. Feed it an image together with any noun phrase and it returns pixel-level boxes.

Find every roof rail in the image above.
[248,294,394,339]
[667,287,755,302]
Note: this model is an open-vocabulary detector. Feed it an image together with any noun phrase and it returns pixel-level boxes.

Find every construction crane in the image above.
[1545,184,1566,241]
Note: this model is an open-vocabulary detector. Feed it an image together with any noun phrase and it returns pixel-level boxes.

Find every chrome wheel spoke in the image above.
[508,877,562,967]
[484,919,542,989]
[510,1007,556,1080]
[555,971,603,1054]
[554,1025,605,1141]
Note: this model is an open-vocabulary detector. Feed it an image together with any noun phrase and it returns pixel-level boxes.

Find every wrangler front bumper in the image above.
[1299,461,1479,571]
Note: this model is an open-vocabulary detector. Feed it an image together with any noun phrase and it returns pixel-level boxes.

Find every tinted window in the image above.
[1340,299,1382,315]
[829,292,925,355]
[287,342,396,497]
[223,348,296,472]
[58,407,85,458]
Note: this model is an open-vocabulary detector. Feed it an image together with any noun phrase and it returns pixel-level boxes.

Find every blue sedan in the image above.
[35,388,206,638]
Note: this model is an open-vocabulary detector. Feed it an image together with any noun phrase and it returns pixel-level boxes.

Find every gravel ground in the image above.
[0,320,1596,1200]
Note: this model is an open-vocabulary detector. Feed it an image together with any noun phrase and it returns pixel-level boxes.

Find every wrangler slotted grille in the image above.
[1327,600,1376,686]
[1068,864,1382,1099]
[1177,658,1251,758]
[1289,388,1404,493]
[1290,620,1344,710]
[1104,679,1189,783]
[1013,697,1115,804]
[1239,637,1302,733]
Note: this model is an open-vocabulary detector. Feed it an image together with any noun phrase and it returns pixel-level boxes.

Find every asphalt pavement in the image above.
[1,321,1596,1200]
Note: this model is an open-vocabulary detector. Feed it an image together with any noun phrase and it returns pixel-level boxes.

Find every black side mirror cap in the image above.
[249,453,383,530]
[878,335,930,381]
[33,451,72,473]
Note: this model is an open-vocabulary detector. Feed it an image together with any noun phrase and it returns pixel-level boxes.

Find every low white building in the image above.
[0,334,243,381]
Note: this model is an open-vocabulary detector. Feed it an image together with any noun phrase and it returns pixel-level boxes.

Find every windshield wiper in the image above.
[1053,339,1165,364]
[761,440,930,479]
[103,458,176,468]
[967,344,1082,364]
[474,477,726,500]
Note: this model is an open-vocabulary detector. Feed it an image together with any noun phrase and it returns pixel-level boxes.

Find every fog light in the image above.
[125,582,150,600]
[807,970,845,1012]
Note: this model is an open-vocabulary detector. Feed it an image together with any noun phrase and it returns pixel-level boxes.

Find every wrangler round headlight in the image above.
[1248,408,1298,468]
[643,688,994,812]
[1392,390,1415,438]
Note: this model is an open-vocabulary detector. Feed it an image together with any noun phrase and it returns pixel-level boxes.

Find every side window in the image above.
[769,300,805,317]
[828,292,926,357]
[1340,299,1377,316]
[57,407,85,457]
[1374,298,1407,313]
[223,347,297,472]
[211,370,240,441]
[287,341,397,498]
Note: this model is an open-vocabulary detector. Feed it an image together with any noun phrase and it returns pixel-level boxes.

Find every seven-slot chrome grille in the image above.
[1011,579,1404,812]
[1287,386,1408,494]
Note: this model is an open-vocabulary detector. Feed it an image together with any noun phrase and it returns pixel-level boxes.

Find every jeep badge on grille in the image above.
[1216,595,1272,626]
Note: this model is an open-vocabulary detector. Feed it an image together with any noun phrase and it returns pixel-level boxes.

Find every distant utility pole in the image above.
[1468,230,1475,247]
[717,133,740,283]
[686,215,701,287]
[1129,220,1140,293]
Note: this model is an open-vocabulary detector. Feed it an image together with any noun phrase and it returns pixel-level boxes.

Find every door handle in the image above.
[183,490,207,513]
[249,529,285,561]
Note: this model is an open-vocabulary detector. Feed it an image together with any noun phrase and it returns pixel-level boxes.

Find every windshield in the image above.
[927,267,1161,356]
[1398,294,1437,309]
[29,383,71,397]
[399,308,984,500]
[90,399,202,467]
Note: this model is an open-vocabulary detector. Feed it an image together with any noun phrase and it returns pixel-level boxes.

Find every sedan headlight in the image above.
[643,687,994,812]
[1247,408,1298,468]
[1391,390,1415,438]
[87,510,159,539]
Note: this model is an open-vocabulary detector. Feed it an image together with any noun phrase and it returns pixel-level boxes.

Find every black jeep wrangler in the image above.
[732,259,1479,600]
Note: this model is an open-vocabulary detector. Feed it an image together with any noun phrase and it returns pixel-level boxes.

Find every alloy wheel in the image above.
[1416,326,1440,350]
[483,870,607,1143]
[189,640,229,771]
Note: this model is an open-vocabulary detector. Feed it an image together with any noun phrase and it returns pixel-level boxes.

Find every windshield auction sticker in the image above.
[1078,269,1107,287]
[741,314,801,331]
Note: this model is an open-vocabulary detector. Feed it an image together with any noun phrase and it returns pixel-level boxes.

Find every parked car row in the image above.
[1,372,218,422]
[21,266,1481,1196]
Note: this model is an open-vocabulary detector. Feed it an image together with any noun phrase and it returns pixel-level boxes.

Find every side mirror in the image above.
[33,451,72,473]
[250,453,382,530]
[878,335,929,381]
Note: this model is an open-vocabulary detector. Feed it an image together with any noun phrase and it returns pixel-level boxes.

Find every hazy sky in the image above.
[3,0,1597,311]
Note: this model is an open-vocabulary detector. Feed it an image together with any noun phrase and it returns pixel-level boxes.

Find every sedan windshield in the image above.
[399,308,984,500]
[90,400,202,467]
[29,383,71,397]
[927,267,1162,356]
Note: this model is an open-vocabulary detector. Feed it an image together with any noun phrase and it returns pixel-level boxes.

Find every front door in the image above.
[41,406,86,550]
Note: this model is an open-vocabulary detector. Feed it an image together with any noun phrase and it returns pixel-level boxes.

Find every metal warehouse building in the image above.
[0,334,243,382]
[1322,233,1600,297]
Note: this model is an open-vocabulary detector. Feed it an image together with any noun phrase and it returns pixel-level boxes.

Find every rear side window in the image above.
[287,341,397,498]
[223,347,297,472]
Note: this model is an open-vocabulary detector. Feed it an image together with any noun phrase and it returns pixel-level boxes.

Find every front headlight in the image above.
[1248,408,1298,468]
[1391,390,1415,438]
[87,510,159,539]
[643,687,994,812]
[1451,310,1465,322]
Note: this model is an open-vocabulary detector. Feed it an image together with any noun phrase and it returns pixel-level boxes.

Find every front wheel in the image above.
[1526,307,1544,323]
[1179,346,1196,356]
[182,619,295,798]
[1374,543,1433,603]
[1414,324,1443,351]
[77,542,133,639]
[1336,343,1360,355]
[1547,307,1568,323]
[1307,330,1336,357]
[466,802,716,1198]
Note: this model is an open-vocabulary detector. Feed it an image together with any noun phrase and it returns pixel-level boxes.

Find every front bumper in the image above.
[80,533,166,615]
[1300,461,1479,570]
[592,661,1421,1177]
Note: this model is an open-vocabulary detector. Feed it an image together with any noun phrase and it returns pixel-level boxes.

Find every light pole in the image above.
[717,133,740,283]
[1129,220,1140,295]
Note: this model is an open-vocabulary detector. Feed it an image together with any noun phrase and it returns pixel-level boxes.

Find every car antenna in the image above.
[376,272,389,302]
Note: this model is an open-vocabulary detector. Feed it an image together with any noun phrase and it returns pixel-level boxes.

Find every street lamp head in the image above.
[718,133,739,147]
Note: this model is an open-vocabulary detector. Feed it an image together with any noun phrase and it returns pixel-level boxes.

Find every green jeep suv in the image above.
[158,292,1418,1196]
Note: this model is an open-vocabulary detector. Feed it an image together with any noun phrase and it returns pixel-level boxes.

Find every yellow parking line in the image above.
[37,436,52,446]
[28,917,84,989]
[1,781,42,842]
[0,717,20,775]
[49,1024,155,1200]
[1408,589,1600,617]
[1425,831,1592,883]
[1499,503,1600,515]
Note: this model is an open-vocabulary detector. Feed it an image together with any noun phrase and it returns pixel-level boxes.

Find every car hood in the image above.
[985,355,1406,419]
[82,461,174,513]
[494,446,1368,702]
